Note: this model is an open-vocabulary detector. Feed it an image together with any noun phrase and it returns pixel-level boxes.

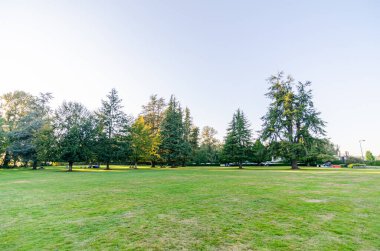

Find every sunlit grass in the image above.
[0,166,379,250]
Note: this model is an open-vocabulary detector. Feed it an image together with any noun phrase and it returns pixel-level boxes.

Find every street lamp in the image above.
[359,139,366,161]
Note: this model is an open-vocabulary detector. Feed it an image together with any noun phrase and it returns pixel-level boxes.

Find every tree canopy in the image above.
[222,109,252,169]
[261,72,326,169]
[96,88,129,169]
[0,73,341,170]
[53,102,96,171]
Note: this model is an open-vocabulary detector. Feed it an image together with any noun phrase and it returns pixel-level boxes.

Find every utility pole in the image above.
[359,139,365,161]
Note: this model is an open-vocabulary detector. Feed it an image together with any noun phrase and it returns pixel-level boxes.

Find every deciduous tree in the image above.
[198,126,221,164]
[1,92,53,168]
[129,116,154,168]
[140,95,166,167]
[366,150,375,161]
[0,91,36,167]
[54,102,96,172]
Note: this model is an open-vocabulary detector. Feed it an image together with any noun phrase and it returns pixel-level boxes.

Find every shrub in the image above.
[366,161,380,166]
[345,156,362,164]
[348,163,366,168]
[331,160,344,165]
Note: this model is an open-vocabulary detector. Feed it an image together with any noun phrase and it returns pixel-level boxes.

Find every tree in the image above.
[34,122,56,166]
[198,126,221,164]
[251,139,269,164]
[261,72,326,169]
[0,118,6,160]
[189,126,200,159]
[0,91,36,131]
[302,138,338,166]
[201,126,219,147]
[159,95,186,167]
[222,109,252,169]
[0,91,36,167]
[32,93,55,167]
[96,88,129,169]
[366,150,375,161]
[0,91,53,168]
[129,116,155,168]
[53,102,96,172]
[140,95,166,167]
[7,112,44,168]
[346,155,362,164]
[181,107,193,166]
[141,95,166,134]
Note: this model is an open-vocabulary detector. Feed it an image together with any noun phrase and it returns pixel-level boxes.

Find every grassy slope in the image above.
[0,166,379,250]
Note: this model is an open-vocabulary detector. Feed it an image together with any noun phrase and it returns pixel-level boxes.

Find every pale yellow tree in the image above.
[130,116,158,168]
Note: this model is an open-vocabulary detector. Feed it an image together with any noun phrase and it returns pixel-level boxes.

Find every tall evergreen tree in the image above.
[251,139,269,164]
[159,95,186,167]
[261,72,326,169]
[181,107,193,166]
[222,109,252,169]
[96,88,128,169]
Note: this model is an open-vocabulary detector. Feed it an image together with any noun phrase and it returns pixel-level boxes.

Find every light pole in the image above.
[359,139,366,161]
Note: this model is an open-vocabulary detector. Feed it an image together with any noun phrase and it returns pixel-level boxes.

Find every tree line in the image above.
[0,72,337,170]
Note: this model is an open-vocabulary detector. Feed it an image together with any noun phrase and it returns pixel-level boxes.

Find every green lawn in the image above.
[0,166,379,250]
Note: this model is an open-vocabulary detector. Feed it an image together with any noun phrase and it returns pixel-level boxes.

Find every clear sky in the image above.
[0,0,379,157]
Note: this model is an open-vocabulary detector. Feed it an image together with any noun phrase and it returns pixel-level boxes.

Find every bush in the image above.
[187,163,221,167]
[331,160,344,165]
[345,156,362,164]
[366,161,380,166]
[348,163,366,168]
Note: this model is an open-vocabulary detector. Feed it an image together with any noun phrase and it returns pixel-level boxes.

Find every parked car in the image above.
[88,164,100,168]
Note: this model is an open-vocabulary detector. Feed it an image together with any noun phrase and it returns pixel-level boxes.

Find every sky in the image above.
[0,0,379,157]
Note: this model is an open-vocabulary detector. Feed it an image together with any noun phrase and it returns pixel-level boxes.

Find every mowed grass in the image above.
[0,166,379,250]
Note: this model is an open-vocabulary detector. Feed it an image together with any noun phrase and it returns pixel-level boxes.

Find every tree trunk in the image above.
[32,160,38,170]
[291,159,299,170]
[106,161,110,170]
[2,151,10,168]
[68,161,73,172]
[151,161,156,168]
[239,162,243,169]
[134,161,138,169]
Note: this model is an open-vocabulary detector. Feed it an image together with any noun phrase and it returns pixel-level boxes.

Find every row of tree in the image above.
[0,72,337,170]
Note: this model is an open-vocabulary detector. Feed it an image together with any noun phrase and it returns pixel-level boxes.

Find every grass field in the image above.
[0,166,379,250]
